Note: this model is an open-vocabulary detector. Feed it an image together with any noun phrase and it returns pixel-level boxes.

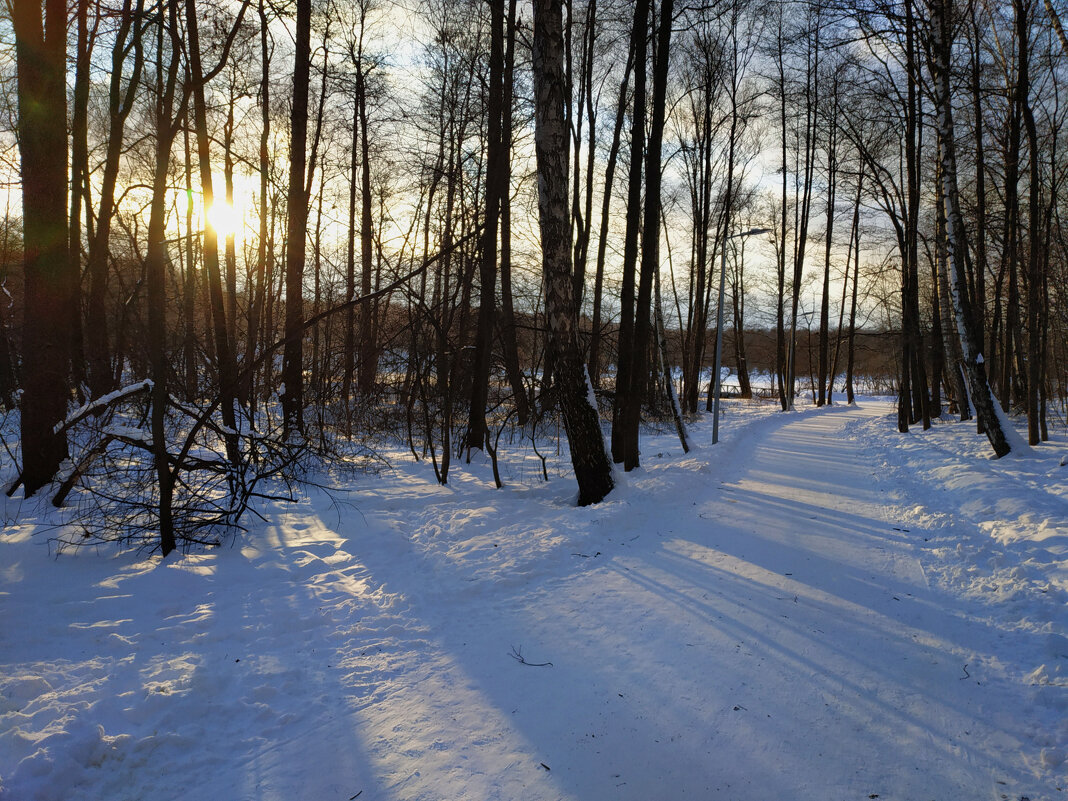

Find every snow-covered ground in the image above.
[1,398,1066,800]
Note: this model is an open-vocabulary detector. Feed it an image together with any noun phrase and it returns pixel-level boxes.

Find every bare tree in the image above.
[185,0,246,460]
[466,0,506,453]
[928,0,1012,456]
[12,0,72,494]
[281,0,312,436]
[610,0,647,465]
[531,0,613,504]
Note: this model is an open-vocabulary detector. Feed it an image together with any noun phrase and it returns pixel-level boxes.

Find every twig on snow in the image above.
[509,645,553,667]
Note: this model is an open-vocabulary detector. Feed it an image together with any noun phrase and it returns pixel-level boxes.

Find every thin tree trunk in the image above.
[356,64,377,395]
[241,0,272,412]
[467,0,506,452]
[223,85,238,359]
[146,0,183,556]
[730,239,752,400]
[610,0,648,464]
[281,0,311,435]
[775,6,789,411]
[498,0,528,424]
[1017,0,1043,445]
[844,165,863,405]
[685,71,715,415]
[84,0,144,398]
[970,7,988,360]
[818,74,837,407]
[902,0,930,431]
[618,0,674,471]
[342,71,359,425]
[182,121,198,401]
[787,10,820,410]
[655,254,690,452]
[186,0,241,459]
[68,0,92,394]
[588,43,632,389]
[570,0,597,310]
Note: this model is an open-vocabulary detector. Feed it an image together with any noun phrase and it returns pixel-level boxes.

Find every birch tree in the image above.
[928,0,1013,457]
[531,0,613,504]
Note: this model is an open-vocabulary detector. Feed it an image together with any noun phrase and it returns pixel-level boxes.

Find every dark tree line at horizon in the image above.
[2,0,1066,552]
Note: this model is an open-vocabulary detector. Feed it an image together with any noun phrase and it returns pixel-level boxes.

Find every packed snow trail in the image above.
[1,399,1063,800]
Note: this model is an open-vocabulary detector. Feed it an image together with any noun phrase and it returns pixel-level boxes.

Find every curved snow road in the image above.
[471,399,1052,801]
[313,399,1058,801]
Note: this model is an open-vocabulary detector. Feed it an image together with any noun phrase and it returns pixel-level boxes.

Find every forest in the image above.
[3,0,1067,553]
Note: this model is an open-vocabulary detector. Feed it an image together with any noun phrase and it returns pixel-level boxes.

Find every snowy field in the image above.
[1,397,1066,800]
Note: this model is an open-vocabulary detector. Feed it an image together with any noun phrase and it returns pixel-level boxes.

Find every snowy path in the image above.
[1,400,1063,800]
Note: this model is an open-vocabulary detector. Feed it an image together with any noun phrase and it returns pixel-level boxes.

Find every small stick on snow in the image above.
[509,645,553,667]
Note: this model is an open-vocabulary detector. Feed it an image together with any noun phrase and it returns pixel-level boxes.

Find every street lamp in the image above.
[712,226,772,444]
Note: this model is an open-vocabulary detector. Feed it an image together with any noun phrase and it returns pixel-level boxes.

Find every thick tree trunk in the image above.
[531,0,612,505]
[13,0,72,495]
[929,0,1011,457]
[935,143,971,419]
[617,0,673,471]
[1045,0,1068,55]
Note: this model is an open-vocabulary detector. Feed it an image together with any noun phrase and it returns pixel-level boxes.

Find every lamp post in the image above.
[712,226,771,444]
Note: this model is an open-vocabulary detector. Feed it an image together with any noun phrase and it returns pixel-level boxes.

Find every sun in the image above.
[205,200,243,240]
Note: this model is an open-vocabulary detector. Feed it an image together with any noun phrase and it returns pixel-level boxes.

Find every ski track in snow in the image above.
[1,399,1066,800]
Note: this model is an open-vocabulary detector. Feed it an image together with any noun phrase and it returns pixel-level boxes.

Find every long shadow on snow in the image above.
[292,403,1050,800]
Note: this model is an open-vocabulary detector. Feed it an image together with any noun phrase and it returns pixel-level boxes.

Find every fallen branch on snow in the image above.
[509,645,553,667]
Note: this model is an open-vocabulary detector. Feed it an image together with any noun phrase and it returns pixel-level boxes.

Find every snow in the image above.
[2,398,1066,800]
[54,380,153,435]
